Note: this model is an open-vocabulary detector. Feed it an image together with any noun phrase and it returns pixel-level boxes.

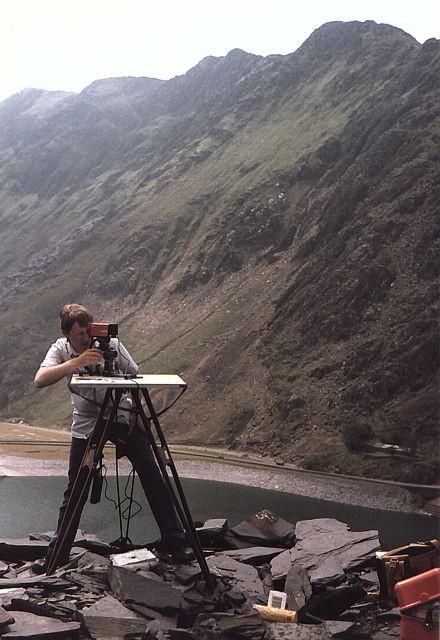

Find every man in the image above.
[34,303,193,569]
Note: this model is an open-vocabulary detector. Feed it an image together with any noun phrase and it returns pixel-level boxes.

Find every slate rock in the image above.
[127,603,165,620]
[270,549,294,581]
[71,530,112,554]
[2,570,17,580]
[224,590,246,607]
[265,622,331,639]
[0,606,15,628]
[145,614,178,636]
[0,576,69,590]
[207,555,264,596]
[285,564,312,610]
[196,519,229,550]
[64,571,106,594]
[0,589,27,608]
[0,560,9,576]
[175,565,202,585]
[77,551,111,569]
[195,611,266,639]
[1,610,80,638]
[231,510,295,547]
[222,546,285,565]
[372,626,400,639]
[294,520,348,539]
[79,594,147,638]
[272,519,380,586]
[323,620,357,638]
[0,540,48,562]
[146,631,196,639]
[31,530,112,554]
[197,519,228,534]
[358,569,379,587]
[108,565,183,613]
[222,532,257,550]
[5,596,73,623]
[301,583,366,620]
[376,607,401,621]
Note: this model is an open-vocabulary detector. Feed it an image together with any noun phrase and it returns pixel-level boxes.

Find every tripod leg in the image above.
[47,389,123,574]
[131,389,211,582]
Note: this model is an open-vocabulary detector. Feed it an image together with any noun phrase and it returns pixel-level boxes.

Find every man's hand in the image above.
[34,348,103,388]
[75,348,102,368]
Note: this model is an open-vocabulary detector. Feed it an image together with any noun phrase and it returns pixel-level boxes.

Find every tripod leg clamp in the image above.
[90,454,103,504]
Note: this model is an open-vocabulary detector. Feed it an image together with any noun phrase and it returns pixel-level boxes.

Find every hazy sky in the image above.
[1,0,439,103]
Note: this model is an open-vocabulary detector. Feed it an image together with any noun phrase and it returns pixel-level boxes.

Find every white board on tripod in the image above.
[70,374,187,389]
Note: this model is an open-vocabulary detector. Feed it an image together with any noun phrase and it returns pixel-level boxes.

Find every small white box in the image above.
[110,548,157,567]
[268,590,287,610]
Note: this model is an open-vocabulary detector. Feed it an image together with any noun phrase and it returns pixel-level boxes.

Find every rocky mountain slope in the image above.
[0,21,438,483]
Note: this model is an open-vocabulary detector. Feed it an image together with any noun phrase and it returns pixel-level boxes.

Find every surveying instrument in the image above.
[46,369,211,581]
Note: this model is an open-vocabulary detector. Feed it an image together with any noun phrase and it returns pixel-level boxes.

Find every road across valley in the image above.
[0,421,437,513]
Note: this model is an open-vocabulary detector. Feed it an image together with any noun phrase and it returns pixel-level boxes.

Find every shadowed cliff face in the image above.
[0,20,438,483]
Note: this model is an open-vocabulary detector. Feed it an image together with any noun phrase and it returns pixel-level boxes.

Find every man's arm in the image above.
[115,341,138,375]
[34,348,103,388]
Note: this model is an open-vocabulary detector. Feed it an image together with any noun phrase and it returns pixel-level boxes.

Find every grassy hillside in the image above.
[0,21,438,483]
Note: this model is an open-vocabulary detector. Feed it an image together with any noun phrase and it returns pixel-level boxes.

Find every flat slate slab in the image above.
[0,589,27,609]
[79,594,147,638]
[108,565,183,613]
[207,554,264,596]
[1,611,80,638]
[231,510,295,546]
[197,518,228,533]
[0,540,48,562]
[271,518,379,586]
[285,564,312,610]
[0,576,69,589]
[195,611,266,639]
[196,518,229,548]
[295,519,349,539]
[221,546,286,564]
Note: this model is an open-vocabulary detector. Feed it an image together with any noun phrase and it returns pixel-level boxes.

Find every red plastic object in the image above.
[395,568,440,639]
[395,568,440,610]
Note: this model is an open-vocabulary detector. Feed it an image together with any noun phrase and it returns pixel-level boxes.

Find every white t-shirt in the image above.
[40,337,139,438]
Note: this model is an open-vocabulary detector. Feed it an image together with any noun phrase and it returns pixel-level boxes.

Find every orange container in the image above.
[395,568,440,640]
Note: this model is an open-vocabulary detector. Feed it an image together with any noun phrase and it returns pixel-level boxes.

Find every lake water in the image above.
[0,476,437,550]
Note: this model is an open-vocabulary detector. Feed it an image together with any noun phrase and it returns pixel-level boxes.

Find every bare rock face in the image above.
[2,22,438,483]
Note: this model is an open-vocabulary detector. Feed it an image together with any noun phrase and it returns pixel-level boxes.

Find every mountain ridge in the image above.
[0,20,438,483]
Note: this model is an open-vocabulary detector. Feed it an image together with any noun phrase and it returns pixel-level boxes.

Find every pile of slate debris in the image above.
[0,512,401,639]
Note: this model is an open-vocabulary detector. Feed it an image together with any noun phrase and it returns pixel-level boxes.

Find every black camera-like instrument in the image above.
[89,323,119,376]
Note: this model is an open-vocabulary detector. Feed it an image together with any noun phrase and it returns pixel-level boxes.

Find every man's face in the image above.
[65,321,91,353]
